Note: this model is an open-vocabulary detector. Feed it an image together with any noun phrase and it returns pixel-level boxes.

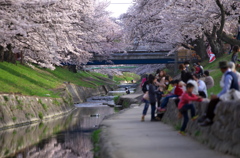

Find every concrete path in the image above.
[100,104,236,158]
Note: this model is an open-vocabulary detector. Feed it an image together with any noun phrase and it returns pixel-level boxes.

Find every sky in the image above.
[106,0,134,18]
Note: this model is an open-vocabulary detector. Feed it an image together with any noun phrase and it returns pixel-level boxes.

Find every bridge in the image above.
[87,51,187,65]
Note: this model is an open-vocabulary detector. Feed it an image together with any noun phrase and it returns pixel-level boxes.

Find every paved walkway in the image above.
[100,104,236,158]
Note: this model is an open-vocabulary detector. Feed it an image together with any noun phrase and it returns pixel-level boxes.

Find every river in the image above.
[0,84,136,158]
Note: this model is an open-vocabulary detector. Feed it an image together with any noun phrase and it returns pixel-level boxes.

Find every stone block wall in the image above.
[66,84,116,104]
[0,84,116,130]
[162,99,240,157]
[0,93,73,130]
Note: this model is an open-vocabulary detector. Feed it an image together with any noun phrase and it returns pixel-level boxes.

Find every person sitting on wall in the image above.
[193,74,208,98]
[178,83,203,135]
[199,61,240,126]
[158,80,184,113]
[203,70,214,89]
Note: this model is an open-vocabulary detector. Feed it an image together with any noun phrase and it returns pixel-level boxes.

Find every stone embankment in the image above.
[162,99,240,157]
[0,84,116,130]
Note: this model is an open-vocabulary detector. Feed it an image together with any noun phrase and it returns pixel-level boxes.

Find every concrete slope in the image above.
[100,105,236,158]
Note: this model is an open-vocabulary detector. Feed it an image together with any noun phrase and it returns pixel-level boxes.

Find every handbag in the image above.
[143,91,149,101]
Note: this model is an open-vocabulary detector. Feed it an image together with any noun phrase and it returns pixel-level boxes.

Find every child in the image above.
[178,83,203,135]
[159,80,184,112]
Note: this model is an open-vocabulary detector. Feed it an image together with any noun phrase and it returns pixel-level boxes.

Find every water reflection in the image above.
[1,106,114,158]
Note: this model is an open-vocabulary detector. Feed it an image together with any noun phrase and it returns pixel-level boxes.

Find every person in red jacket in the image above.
[178,83,203,135]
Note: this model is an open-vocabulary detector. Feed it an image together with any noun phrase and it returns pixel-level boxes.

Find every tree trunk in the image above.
[205,26,224,57]
[20,51,24,64]
[218,31,240,47]
[0,45,4,62]
[68,65,77,73]
[191,35,207,60]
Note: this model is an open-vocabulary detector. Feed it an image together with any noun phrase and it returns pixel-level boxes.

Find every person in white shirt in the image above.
[185,72,199,95]
[228,61,240,88]
[193,74,208,98]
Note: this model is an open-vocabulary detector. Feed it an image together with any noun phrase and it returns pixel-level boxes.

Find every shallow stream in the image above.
[0,84,136,158]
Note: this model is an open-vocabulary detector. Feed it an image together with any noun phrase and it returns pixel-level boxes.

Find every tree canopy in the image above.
[0,0,125,69]
[121,0,240,57]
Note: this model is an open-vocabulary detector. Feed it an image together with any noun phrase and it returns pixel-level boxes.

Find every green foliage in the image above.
[174,123,181,131]
[113,72,140,83]
[0,62,114,97]
[3,96,9,102]
[53,125,61,134]
[122,100,131,109]
[52,99,60,106]
[114,107,120,113]
[38,99,48,111]
[12,130,17,135]
[39,122,44,129]
[25,113,30,119]
[15,96,23,110]
[194,130,201,137]
[12,116,17,122]
[113,96,120,104]
[91,129,101,158]
[38,112,43,119]
[4,149,9,156]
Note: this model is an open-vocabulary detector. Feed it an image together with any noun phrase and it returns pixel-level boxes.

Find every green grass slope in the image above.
[202,54,232,96]
[113,72,141,83]
[0,62,113,97]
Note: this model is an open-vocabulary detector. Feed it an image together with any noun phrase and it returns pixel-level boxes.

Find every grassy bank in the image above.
[113,72,140,83]
[91,129,101,158]
[0,62,113,97]
[202,54,232,96]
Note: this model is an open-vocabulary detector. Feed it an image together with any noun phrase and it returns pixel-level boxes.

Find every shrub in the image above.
[3,96,9,102]
[12,116,17,122]
[38,112,43,119]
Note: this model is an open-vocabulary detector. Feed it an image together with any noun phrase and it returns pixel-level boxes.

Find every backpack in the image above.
[142,81,149,93]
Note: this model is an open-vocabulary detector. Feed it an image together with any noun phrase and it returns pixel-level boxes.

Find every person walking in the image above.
[148,74,158,121]
[141,77,149,122]
[204,71,214,89]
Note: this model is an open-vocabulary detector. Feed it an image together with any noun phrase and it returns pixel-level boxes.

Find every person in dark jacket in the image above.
[199,61,239,126]
[148,74,158,121]
[231,45,240,64]
[179,64,188,83]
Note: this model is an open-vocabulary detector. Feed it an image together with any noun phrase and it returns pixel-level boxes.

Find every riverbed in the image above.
[0,84,136,158]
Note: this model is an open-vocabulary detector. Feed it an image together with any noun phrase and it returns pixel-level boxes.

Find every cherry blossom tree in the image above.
[0,0,125,69]
[121,0,240,58]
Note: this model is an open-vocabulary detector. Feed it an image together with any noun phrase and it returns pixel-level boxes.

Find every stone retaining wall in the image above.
[66,84,116,104]
[162,99,240,157]
[0,84,116,130]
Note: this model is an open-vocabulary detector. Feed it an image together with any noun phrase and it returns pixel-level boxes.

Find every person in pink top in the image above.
[178,83,203,135]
